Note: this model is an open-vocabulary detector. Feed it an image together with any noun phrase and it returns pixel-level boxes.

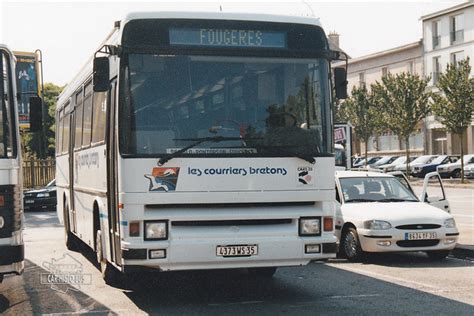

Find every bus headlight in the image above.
[145,221,168,240]
[299,217,321,236]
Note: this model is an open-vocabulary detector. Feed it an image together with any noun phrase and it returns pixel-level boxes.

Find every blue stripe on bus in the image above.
[99,213,127,226]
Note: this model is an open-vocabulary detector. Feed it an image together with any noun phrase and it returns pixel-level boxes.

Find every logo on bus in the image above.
[297,167,313,185]
[144,167,180,192]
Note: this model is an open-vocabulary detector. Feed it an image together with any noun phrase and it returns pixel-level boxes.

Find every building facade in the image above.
[422,0,474,155]
[336,41,425,156]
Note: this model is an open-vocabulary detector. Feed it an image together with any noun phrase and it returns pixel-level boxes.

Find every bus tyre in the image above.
[64,204,78,251]
[96,230,122,286]
[341,227,365,261]
[248,267,277,278]
[426,250,450,260]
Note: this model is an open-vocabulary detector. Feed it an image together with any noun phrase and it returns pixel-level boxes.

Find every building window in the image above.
[432,57,441,84]
[450,51,464,67]
[450,14,464,44]
[432,20,441,49]
[359,72,365,87]
[381,67,388,77]
[407,61,414,74]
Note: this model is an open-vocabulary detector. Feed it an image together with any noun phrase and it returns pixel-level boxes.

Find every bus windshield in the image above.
[0,50,15,159]
[119,54,331,158]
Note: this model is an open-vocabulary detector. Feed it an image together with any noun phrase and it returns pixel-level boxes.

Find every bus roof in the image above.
[57,11,323,108]
[122,11,322,27]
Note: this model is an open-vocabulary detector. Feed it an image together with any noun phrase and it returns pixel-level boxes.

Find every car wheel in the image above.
[452,169,461,178]
[248,267,277,278]
[64,204,78,251]
[426,250,450,260]
[341,227,365,261]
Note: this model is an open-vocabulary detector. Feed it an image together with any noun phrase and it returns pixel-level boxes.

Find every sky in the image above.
[0,0,467,85]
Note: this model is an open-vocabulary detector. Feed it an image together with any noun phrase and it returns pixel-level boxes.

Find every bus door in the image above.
[68,109,77,233]
[106,80,121,265]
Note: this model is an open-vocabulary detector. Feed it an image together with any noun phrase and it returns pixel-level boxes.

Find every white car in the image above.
[394,155,438,173]
[335,170,458,261]
[464,162,474,179]
[378,156,416,172]
[437,154,474,178]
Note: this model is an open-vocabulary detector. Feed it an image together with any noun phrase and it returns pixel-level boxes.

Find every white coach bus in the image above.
[55,11,347,283]
[0,45,24,283]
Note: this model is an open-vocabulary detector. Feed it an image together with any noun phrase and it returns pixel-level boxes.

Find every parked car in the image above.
[411,155,459,178]
[394,155,438,173]
[437,154,474,178]
[23,179,57,211]
[379,156,417,172]
[369,156,399,168]
[464,161,474,179]
[335,170,458,261]
[353,156,382,168]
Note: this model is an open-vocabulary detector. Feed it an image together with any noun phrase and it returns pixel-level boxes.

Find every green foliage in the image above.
[22,83,63,159]
[372,72,432,142]
[372,72,432,177]
[432,57,474,182]
[432,58,474,135]
[339,85,381,159]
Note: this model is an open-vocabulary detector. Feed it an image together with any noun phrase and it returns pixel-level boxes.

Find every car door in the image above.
[420,172,450,213]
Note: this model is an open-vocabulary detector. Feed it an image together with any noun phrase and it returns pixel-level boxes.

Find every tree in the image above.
[22,83,63,159]
[372,72,432,177]
[340,85,380,166]
[432,58,474,182]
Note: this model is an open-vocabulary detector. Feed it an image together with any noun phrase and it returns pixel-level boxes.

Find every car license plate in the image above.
[25,200,34,204]
[405,232,437,240]
[216,245,258,257]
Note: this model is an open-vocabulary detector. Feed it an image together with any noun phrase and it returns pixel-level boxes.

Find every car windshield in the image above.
[412,155,437,164]
[390,157,406,165]
[430,156,447,164]
[340,176,418,203]
[119,54,331,158]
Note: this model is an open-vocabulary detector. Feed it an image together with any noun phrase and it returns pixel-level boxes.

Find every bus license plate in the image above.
[216,245,258,257]
[405,232,437,240]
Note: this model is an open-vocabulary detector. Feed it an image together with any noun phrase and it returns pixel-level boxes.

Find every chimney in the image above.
[328,31,340,48]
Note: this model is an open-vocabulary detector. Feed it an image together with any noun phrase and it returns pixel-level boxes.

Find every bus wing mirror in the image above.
[93,57,109,92]
[334,67,348,99]
[29,96,43,132]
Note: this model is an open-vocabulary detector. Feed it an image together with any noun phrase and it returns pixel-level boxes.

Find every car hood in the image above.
[341,201,452,225]
[25,187,56,194]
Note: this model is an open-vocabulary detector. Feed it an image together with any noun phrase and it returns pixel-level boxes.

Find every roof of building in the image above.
[333,40,421,67]
[420,0,474,21]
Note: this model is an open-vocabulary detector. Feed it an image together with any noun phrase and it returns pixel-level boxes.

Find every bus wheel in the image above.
[96,230,122,286]
[64,204,78,251]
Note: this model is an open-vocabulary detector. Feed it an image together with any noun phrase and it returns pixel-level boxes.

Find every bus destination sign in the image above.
[169,28,287,48]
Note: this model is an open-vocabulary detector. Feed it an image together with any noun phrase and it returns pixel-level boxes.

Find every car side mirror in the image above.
[93,57,109,92]
[334,67,348,99]
[29,96,43,132]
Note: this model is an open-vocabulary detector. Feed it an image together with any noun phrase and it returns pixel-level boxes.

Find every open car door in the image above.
[420,172,450,213]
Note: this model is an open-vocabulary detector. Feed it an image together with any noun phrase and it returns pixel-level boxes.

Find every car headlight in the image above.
[444,218,456,228]
[144,221,168,240]
[37,192,50,198]
[299,217,321,236]
[364,220,392,230]
[0,215,4,229]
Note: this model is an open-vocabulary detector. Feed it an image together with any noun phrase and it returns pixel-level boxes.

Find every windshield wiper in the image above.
[345,198,377,203]
[377,198,418,202]
[253,145,316,164]
[158,136,248,165]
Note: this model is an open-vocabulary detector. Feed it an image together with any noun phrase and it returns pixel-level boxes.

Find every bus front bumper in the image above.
[120,236,337,272]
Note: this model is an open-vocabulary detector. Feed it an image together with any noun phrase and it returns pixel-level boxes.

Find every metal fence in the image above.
[23,160,55,189]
